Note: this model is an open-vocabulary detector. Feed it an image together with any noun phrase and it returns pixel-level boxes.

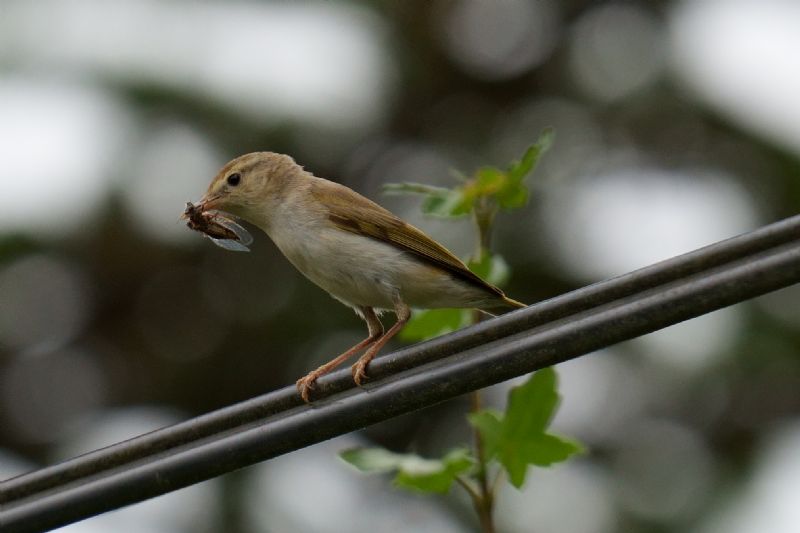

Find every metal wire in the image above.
[2,214,799,533]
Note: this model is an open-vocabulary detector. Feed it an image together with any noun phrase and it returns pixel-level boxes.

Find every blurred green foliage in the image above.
[469,368,583,488]
[340,447,473,494]
[384,128,553,219]
[342,367,582,492]
[341,133,582,532]
[389,129,551,342]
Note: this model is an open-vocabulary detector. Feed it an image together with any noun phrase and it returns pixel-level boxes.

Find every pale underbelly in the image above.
[274,228,494,311]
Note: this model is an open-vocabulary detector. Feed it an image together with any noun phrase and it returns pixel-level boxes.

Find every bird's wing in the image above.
[311,180,503,297]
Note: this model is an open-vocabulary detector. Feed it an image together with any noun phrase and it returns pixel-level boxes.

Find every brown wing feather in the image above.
[311,180,504,298]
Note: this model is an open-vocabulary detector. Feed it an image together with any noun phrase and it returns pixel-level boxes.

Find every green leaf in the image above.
[468,368,584,489]
[395,448,474,493]
[475,167,506,193]
[383,182,472,218]
[500,434,583,487]
[495,183,529,210]
[340,447,406,473]
[506,366,559,436]
[340,447,474,494]
[490,128,553,211]
[467,409,503,458]
[518,434,584,468]
[421,188,473,217]
[399,308,470,341]
[383,182,452,196]
[383,129,553,218]
[468,251,510,286]
[507,128,554,184]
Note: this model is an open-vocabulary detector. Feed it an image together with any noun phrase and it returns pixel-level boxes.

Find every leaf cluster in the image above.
[340,368,583,493]
[384,128,553,218]
[387,130,552,342]
[340,130,581,518]
[340,447,473,494]
[468,368,583,488]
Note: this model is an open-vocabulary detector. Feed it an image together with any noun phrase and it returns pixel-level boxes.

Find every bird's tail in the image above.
[501,296,526,309]
[479,295,527,316]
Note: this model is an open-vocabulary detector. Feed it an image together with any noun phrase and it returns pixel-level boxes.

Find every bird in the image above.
[194,152,525,402]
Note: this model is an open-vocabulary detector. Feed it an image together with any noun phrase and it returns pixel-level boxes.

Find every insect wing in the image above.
[206,235,251,252]
[214,217,254,246]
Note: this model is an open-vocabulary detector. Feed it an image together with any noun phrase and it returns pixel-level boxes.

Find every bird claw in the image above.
[351,361,369,386]
[296,374,318,403]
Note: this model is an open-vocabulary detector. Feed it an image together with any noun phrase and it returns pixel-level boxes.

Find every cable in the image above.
[4,213,798,503]
[1,215,799,532]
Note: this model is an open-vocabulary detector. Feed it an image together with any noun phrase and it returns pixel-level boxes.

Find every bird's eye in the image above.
[226,173,241,186]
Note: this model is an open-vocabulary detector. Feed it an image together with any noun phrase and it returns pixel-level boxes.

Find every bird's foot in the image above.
[351,360,370,386]
[296,373,319,403]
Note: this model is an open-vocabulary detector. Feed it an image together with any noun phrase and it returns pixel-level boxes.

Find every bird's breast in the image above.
[269,222,400,308]
[266,218,498,311]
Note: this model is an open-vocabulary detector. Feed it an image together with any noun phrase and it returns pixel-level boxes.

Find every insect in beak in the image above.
[182,201,253,252]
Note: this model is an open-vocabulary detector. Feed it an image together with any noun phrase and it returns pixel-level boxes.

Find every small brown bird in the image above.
[193,152,524,401]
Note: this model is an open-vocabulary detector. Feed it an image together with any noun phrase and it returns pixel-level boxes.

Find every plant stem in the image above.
[473,196,496,257]
[455,475,482,506]
[469,388,495,533]
[466,200,498,533]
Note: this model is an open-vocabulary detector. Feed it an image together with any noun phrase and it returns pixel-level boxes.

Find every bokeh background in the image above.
[1,0,799,531]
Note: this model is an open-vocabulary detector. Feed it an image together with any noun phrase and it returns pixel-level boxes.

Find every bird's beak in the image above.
[199,193,222,211]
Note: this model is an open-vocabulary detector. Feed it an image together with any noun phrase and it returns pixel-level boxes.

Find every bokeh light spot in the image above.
[569,3,665,102]
[1,0,394,130]
[613,420,715,521]
[671,0,800,156]
[0,77,129,235]
[0,254,91,351]
[439,0,559,80]
[120,121,223,245]
[542,167,759,281]
[0,347,106,445]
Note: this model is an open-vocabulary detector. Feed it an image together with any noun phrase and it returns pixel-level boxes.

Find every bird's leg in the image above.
[352,297,411,386]
[296,307,384,402]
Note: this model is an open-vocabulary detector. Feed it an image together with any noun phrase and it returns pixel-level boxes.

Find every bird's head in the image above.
[199,151,302,224]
